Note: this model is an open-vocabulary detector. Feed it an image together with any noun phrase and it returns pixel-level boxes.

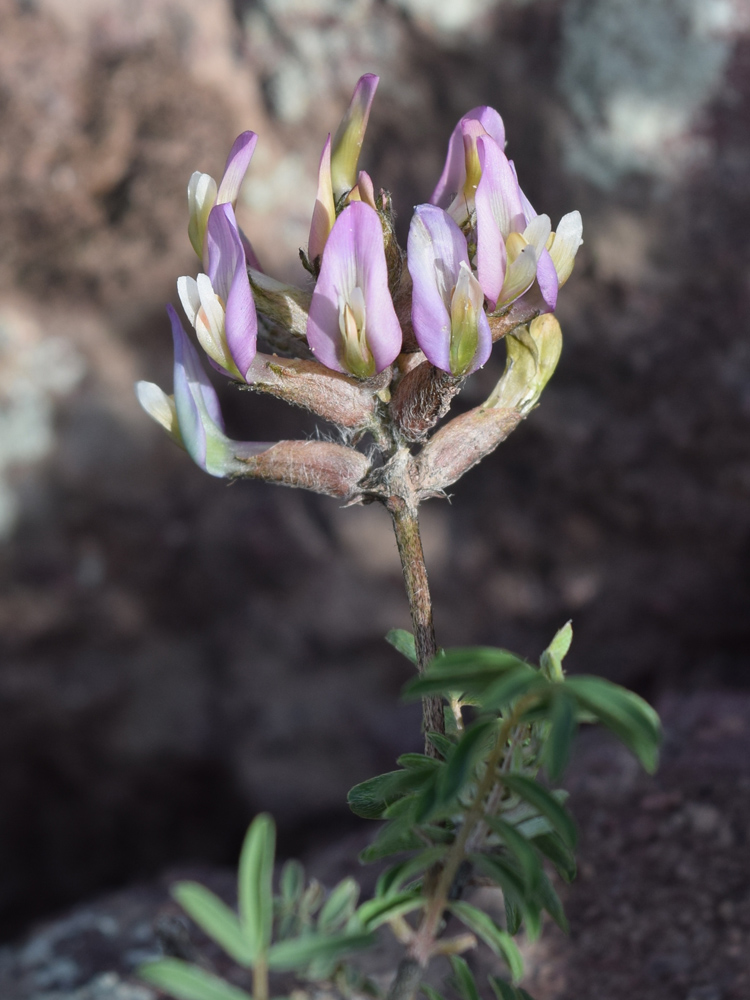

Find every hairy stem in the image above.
[387,496,445,752]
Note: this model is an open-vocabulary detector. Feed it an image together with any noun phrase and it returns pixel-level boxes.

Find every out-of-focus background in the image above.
[1,0,749,972]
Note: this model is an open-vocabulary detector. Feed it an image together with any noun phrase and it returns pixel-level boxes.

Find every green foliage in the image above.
[139,814,377,1000]
[171,882,253,967]
[238,813,275,962]
[448,903,524,982]
[139,959,253,1000]
[143,625,662,1000]
[386,628,418,665]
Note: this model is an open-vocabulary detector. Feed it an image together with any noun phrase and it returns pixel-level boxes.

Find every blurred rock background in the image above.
[1,0,749,943]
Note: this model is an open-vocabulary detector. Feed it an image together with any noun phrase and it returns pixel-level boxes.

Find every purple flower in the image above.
[178,203,258,381]
[430,106,506,225]
[137,306,270,477]
[474,136,557,311]
[407,205,491,376]
[330,74,379,199]
[187,131,262,270]
[307,202,402,378]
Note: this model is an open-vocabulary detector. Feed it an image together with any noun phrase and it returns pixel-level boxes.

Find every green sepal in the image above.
[448,902,524,982]
[386,628,418,665]
[238,814,275,963]
[139,959,253,1000]
[502,775,577,849]
[171,882,253,967]
[563,676,661,773]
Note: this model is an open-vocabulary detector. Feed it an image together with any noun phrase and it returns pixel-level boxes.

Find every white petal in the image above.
[549,210,583,286]
[135,381,181,442]
[523,213,551,256]
[177,275,200,327]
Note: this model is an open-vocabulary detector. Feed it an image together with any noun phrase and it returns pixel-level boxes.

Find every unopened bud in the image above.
[484,313,562,414]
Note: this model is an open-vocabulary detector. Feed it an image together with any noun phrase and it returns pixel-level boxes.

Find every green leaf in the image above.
[238,814,275,962]
[471,853,541,941]
[489,979,536,1000]
[470,853,526,900]
[375,847,446,897]
[532,833,576,882]
[397,753,442,772]
[449,956,480,1000]
[564,676,661,773]
[280,859,305,906]
[268,932,375,971]
[420,986,448,1000]
[543,692,577,781]
[355,891,425,930]
[298,879,325,924]
[504,891,521,935]
[480,669,547,713]
[535,871,568,932]
[139,959,252,1000]
[484,819,542,890]
[439,718,497,805]
[502,776,577,849]
[488,978,517,1000]
[358,826,423,864]
[448,902,524,982]
[348,769,431,820]
[318,878,360,933]
[171,882,253,967]
[386,628,418,665]
[426,731,455,760]
[403,649,532,700]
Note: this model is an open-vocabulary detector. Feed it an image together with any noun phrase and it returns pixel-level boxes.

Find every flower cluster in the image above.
[137,75,582,498]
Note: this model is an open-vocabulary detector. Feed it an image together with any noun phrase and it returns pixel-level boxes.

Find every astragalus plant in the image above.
[137,75,660,1000]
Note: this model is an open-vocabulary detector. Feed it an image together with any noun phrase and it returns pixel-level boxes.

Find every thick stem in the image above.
[387,496,445,751]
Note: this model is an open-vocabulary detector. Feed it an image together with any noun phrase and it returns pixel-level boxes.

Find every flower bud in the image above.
[484,314,562,414]
[330,74,379,199]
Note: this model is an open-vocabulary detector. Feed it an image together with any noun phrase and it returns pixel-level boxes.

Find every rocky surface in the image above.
[1,0,750,947]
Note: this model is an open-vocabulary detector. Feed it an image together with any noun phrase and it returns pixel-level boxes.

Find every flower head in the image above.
[307,201,402,378]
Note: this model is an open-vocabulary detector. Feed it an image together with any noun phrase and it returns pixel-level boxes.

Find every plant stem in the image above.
[387,495,445,750]
[253,958,268,1000]
[388,697,536,1000]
